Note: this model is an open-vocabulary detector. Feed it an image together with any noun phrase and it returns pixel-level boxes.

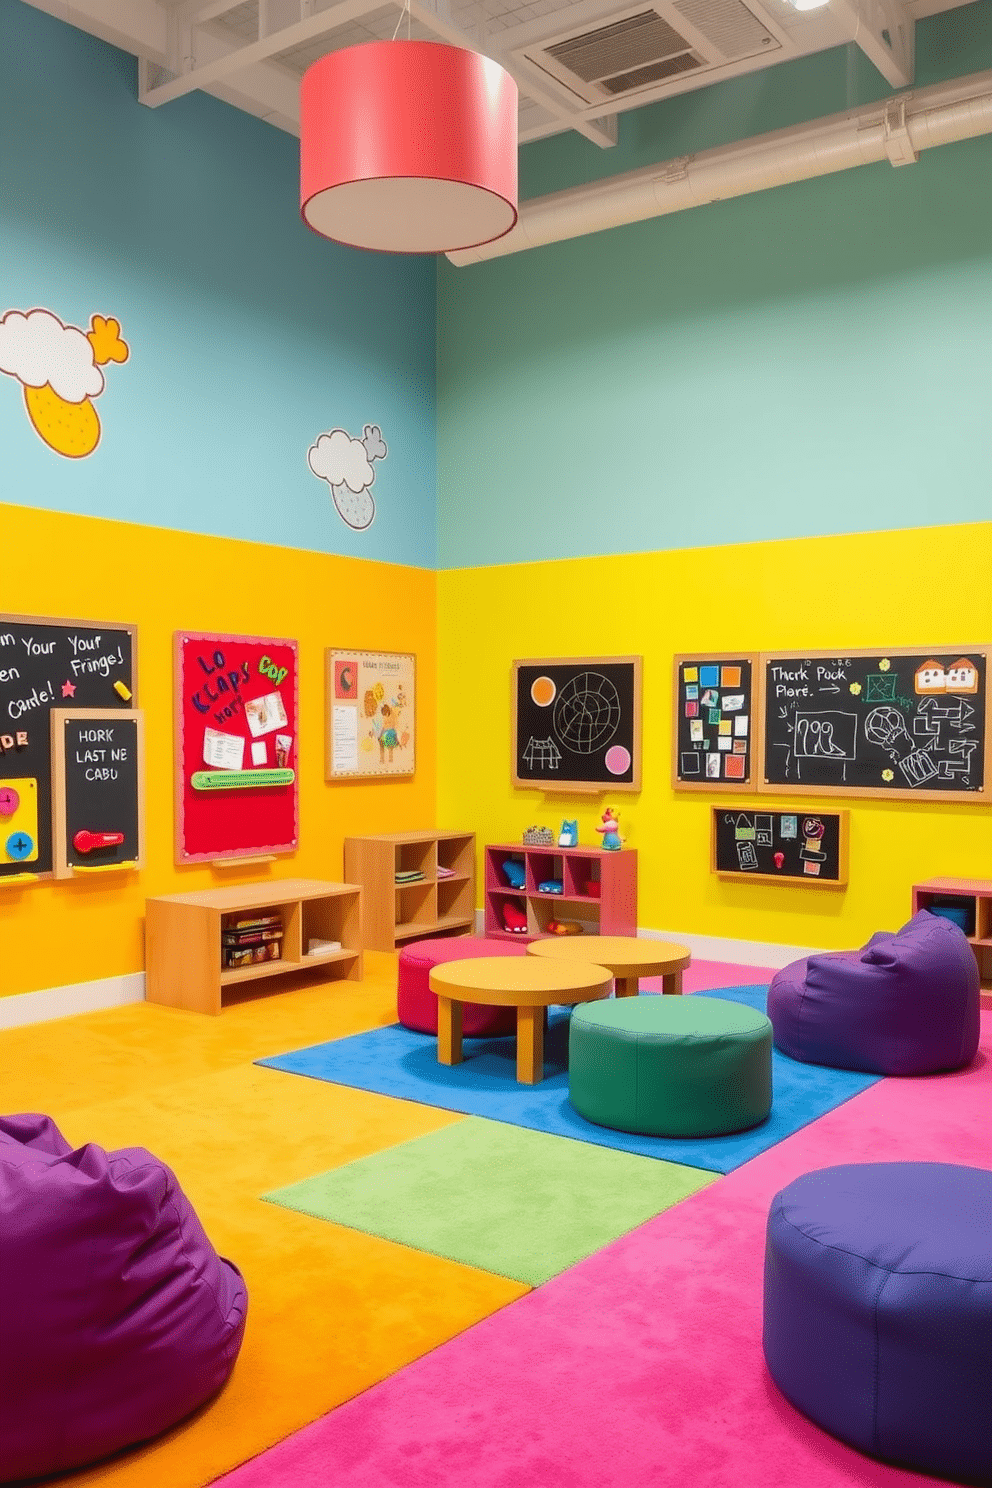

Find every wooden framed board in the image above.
[512,657,642,793]
[51,710,144,879]
[325,650,415,780]
[759,647,990,803]
[712,806,848,886]
[176,632,298,864]
[0,615,136,883]
[673,653,757,790]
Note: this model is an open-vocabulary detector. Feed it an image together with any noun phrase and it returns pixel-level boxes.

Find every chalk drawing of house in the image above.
[915,661,947,693]
[945,658,979,693]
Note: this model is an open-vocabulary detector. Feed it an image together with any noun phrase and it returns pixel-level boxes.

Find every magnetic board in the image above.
[760,648,990,802]
[325,650,415,780]
[712,807,848,886]
[673,654,757,790]
[0,615,137,881]
[176,632,299,864]
[51,710,144,878]
[512,657,642,792]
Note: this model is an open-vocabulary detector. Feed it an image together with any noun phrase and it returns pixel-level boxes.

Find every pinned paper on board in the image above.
[203,728,245,771]
[674,654,755,791]
[245,691,288,738]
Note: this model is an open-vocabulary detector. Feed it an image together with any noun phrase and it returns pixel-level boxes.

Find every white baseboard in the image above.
[0,972,145,1031]
[473,910,817,969]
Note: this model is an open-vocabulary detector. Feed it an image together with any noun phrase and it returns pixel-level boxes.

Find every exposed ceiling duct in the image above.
[447,66,992,264]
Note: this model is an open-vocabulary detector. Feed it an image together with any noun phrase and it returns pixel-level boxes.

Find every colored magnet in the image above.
[0,787,20,817]
[74,830,125,853]
[114,681,133,701]
[774,851,785,869]
[5,830,35,861]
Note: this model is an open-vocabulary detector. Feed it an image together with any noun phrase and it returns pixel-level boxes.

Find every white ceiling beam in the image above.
[23,0,169,64]
[828,0,914,87]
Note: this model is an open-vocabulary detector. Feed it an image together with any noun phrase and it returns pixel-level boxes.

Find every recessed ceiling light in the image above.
[790,0,831,10]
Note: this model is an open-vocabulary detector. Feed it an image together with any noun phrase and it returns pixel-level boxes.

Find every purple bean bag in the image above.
[764,1163,992,1483]
[767,910,980,1075]
[0,1113,248,1482]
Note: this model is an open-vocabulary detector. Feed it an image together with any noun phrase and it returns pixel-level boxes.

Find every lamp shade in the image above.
[300,41,518,254]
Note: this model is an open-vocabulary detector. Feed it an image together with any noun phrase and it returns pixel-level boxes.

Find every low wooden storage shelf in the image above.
[484,842,637,942]
[912,877,992,990]
[145,878,363,1015]
[343,831,476,952]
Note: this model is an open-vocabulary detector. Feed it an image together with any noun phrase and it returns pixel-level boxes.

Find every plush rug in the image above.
[220,1012,992,1488]
[265,1116,716,1284]
[258,986,879,1174]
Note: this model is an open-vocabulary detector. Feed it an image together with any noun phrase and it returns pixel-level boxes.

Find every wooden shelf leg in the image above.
[437,995,463,1066]
[662,970,683,996]
[615,974,638,998]
[516,1004,543,1084]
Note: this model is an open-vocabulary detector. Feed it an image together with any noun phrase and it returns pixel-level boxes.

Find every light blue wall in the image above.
[1,0,437,567]
[437,6,992,568]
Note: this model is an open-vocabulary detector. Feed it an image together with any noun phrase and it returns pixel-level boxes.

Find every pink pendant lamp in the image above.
[300,41,518,254]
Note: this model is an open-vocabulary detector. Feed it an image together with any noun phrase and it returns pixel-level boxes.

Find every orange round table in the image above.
[429,956,612,1084]
[527,935,691,998]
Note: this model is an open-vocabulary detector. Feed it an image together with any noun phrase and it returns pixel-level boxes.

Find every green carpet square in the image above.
[263,1116,716,1284]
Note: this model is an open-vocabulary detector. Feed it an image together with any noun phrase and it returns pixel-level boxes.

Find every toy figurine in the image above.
[502,903,528,934]
[596,807,623,851]
[558,819,578,848]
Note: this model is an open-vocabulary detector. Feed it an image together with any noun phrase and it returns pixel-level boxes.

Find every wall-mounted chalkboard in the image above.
[51,710,144,879]
[760,648,990,803]
[512,657,642,792]
[673,653,757,790]
[712,807,848,886]
[0,616,137,881]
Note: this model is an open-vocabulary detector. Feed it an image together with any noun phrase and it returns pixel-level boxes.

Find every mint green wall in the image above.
[437,11,992,568]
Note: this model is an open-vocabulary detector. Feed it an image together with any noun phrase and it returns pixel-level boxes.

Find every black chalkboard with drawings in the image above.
[673,653,757,790]
[712,806,848,886]
[0,616,136,880]
[760,648,990,804]
[51,710,144,879]
[512,657,641,791]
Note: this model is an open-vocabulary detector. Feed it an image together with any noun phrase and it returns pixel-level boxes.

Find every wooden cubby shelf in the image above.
[484,842,637,941]
[343,831,476,952]
[145,878,363,1015]
[913,877,992,990]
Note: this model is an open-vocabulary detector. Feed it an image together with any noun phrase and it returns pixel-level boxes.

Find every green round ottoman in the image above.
[569,995,773,1137]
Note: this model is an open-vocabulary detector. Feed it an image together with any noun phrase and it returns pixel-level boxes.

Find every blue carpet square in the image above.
[257,986,879,1173]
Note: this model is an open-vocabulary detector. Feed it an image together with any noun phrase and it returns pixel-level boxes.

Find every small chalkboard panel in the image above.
[52,710,144,878]
[512,657,641,792]
[673,654,757,790]
[712,807,848,886]
[0,616,136,881]
[760,648,990,803]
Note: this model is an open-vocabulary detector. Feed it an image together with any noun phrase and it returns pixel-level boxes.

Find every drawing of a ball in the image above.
[554,672,621,754]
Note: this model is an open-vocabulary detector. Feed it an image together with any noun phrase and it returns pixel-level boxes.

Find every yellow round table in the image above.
[429,956,612,1084]
[527,935,691,998]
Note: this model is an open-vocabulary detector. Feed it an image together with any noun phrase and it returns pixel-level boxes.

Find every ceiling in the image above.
[22,0,975,154]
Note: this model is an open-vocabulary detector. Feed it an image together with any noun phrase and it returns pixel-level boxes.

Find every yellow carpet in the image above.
[1,956,528,1488]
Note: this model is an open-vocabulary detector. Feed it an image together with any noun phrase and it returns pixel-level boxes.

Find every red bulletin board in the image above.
[175,632,299,864]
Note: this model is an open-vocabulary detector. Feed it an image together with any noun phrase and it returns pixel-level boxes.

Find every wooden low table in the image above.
[527,935,692,997]
[429,956,612,1084]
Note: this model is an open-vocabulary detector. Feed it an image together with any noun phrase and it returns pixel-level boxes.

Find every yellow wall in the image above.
[437,523,992,954]
[0,504,436,999]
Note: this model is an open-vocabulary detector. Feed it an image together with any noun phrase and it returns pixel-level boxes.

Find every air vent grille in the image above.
[600,50,702,91]
[546,11,692,84]
[672,0,772,59]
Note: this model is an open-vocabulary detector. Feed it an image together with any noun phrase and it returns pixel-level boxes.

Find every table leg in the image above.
[662,970,683,996]
[437,996,463,1065]
[516,1004,544,1083]
[615,975,638,998]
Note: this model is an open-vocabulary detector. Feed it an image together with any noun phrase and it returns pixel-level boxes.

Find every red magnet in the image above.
[0,787,20,817]
[74,830,125,853]
[774,851,785,869]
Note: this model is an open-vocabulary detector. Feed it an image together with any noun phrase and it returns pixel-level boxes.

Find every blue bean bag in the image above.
[764,1162,992,1483]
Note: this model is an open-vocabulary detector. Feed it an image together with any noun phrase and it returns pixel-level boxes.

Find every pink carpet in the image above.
[219,1008,990,1488]
[643,956,779,994]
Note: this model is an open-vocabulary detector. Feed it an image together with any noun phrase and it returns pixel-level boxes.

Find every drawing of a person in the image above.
[376,701,402,762]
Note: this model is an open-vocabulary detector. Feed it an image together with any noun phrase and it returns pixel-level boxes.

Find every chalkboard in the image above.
[712,807,848,886]
[512,657,641,792]
[0,615,137,881]
[673,653,757,790]
[51,710,144,879]
[760,648,990,803]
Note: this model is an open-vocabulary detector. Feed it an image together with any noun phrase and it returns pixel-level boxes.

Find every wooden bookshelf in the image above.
[912,877,992,990]
[484,842,637,942]
[145,878,362,1014]
[343,831,476,952]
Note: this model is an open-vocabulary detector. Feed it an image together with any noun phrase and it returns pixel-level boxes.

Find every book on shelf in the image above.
[395,870,424,883]
[222,941,282,970]
[222,927,283,948]
[223,913,283,931]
